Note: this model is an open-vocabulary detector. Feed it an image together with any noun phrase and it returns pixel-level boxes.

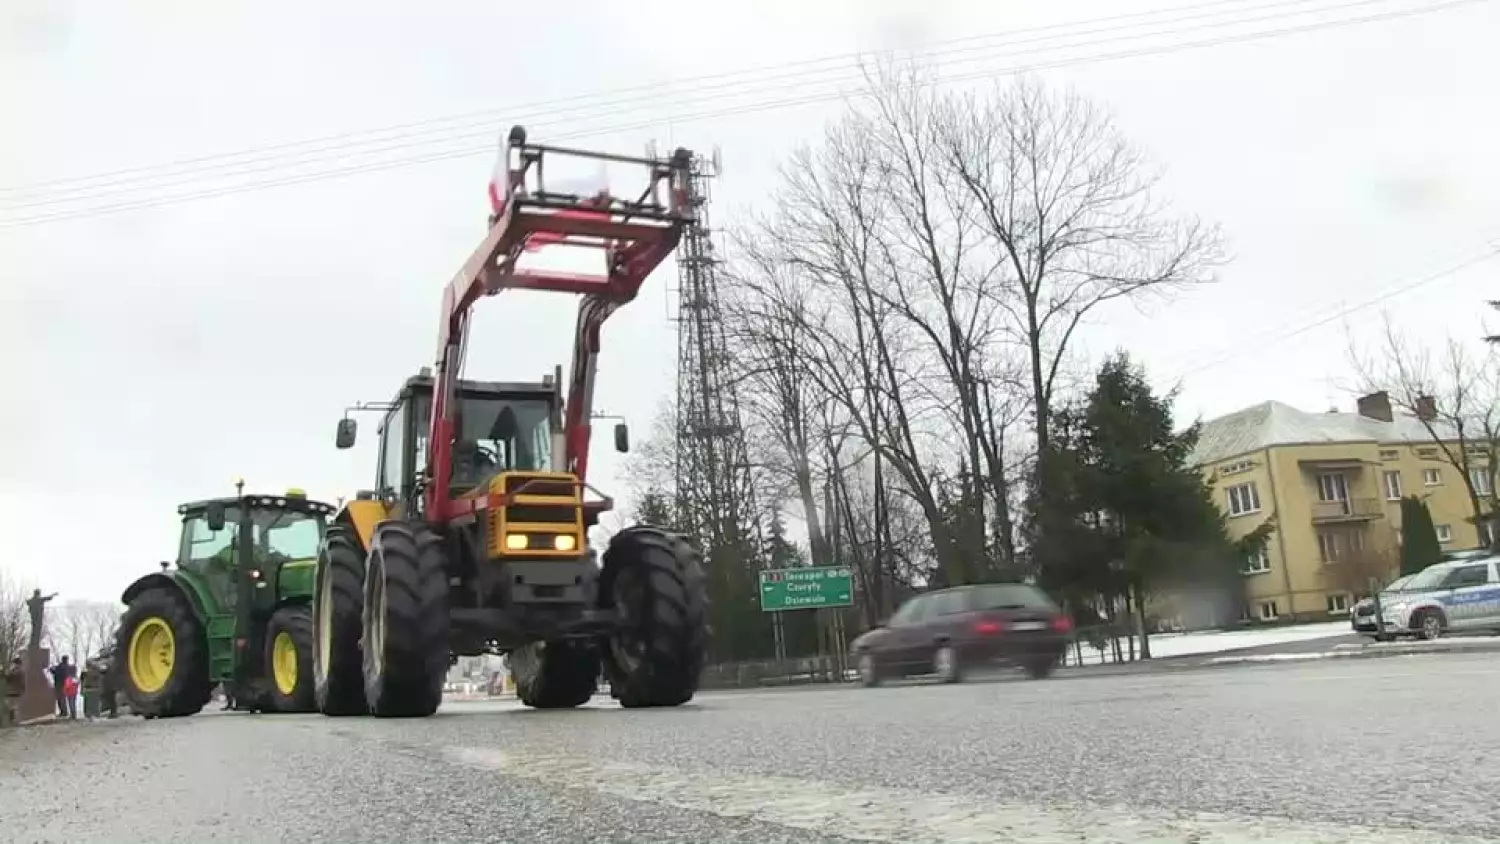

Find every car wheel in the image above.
[1416,610,1445,641]
[933,645,962,684]
[857,653,881,688]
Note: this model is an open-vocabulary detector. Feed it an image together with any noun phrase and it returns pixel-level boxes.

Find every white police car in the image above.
[1375,556,1500,640]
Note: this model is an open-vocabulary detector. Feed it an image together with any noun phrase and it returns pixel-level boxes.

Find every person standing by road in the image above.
[80,660,102,720]
[2,656,25,728]
[100,654,119,718]
[48,656,77,719]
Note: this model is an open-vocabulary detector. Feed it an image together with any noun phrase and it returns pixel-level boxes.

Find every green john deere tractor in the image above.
[115,488,335,718]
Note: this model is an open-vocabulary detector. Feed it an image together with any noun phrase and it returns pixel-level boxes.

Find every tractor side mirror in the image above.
[205,502,226,532]
[335,418,357,449]
[613,422,629,453]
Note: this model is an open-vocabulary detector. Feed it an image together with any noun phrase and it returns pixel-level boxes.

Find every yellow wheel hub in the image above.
[128,617,176,694]
[272,630,299,696]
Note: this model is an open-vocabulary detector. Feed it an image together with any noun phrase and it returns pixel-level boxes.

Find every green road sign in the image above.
[758,566,853,612]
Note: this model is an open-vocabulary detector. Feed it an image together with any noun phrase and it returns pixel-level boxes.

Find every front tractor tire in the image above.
[314,526,367,716]
[511,641,600,709]
[600,526,709,708]
[116,588,213,718]
[362,522,449,718]
[265,604,316,712]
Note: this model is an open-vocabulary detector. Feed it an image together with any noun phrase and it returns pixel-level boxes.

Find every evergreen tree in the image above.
[630,487,677,528]
[1029,352,1274,653]
[1399,495,1443,575]
[764,508,806,569]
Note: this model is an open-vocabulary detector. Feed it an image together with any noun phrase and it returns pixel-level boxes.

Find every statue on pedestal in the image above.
[25,589,57,653]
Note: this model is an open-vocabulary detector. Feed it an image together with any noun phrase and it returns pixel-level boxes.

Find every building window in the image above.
[1226,482,1261,516]
[1469,467,1493,497]
[1436,524,1453,544]
[1317,531,1341,563]
[1326,593,1350,614]
[1220,459,1253,476]
[1383,470,1402,501]
[1317,473,1349,503]
[1242,547,1271,575]
[1379,449,1399,461]
[1423,468,1441,486]
[1258,601,1279,621]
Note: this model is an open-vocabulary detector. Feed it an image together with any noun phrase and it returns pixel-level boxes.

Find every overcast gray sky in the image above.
[3,0,1497,603]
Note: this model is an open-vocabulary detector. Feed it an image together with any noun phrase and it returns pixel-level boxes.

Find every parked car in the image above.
[1375,556,1500,640]
[850,582,1072,687]
[1350,573,1418,637]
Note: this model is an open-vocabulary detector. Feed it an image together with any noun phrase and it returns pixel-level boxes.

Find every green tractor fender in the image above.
[120,569,218,622]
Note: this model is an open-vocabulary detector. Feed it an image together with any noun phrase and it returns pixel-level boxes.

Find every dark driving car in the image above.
[850,582,1072,686]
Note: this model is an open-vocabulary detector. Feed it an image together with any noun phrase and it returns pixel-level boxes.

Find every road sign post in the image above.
[758,566,854,612]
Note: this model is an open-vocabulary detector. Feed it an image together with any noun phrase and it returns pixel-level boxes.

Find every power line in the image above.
[1163,242,1500,384]
[0,0,1373,199]
[0,0,1483,229]
[0,0,1464,211]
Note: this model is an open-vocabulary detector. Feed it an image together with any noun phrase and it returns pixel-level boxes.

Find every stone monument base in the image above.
[20,647,54,722]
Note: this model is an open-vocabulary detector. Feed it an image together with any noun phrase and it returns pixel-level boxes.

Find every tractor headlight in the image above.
[504,533,529,551]
[553,534,578,552]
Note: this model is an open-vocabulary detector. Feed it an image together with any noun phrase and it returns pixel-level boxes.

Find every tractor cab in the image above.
[336,371,582,506]
[176,490,334,613]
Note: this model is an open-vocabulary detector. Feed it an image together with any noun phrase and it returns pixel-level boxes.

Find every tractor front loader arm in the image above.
[426,126,695,524]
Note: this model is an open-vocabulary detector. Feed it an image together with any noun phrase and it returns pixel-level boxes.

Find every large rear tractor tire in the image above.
[362,522,449,718]
[116,588,213,718]
[265,604,316,712]
[600,526,709,708]
[314,526,367,716]
[511,641,600,709]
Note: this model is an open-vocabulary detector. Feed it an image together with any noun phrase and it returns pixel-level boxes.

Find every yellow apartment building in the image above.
[1190,391,1492,623]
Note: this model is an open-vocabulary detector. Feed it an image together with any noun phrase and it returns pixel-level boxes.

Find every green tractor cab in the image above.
[115,488,335,718]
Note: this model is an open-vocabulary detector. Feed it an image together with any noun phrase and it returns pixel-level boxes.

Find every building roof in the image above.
[1189,400,1459,466]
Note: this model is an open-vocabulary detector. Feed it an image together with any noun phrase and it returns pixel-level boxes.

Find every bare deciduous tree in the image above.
[1348,314,1500,534]
[930,73,1223,458]
[1323,530,1401,600]
[0,567,34,661]
[50,601,120,664]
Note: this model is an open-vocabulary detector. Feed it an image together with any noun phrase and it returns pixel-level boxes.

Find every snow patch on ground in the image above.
[1062,621,1352,666]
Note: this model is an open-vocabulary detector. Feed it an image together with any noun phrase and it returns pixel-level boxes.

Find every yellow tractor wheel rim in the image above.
[128,617,176,694]
[272,630,299,696]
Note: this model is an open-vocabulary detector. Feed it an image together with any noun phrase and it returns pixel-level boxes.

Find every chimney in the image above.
[1415,394,1438,422]
[1356,391,1393,422]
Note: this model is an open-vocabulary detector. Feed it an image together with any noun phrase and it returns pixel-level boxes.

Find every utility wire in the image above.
[0,0,1483,228]
[1163,242,1500,385]
[0,0,1383,199]
[0,0,1471,213]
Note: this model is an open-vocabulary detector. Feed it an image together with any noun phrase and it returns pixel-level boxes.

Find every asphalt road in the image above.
[4,652,1499,843]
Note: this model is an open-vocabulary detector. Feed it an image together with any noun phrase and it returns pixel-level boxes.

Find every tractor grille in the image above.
[507,504,578,524]
[502,475,577,497]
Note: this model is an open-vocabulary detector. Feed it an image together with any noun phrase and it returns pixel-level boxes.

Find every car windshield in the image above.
[1402,565,1455,591]
[1381,574,1416,592]
[968,583,1056,610]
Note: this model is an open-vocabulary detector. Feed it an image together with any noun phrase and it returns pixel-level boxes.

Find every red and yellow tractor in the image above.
[313,127,708,717]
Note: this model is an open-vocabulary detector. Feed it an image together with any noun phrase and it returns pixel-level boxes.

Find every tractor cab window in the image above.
[179,506,242,570]
[377,403,406,495]
[451,396,554,487]
[254,510,324,562]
